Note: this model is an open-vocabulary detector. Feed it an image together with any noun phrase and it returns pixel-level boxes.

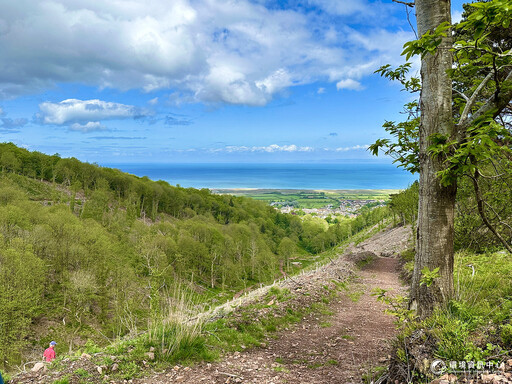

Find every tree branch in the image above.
[453,89,469,102]
[458,69,512,132]
[483,199,512,234]
[392,0,415,7]
[405,4,418,39]
[453,45,512,59]
[458,71,494,125]
[470,170,512,253]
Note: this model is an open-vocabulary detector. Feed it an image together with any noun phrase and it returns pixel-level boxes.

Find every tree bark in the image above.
[410,0,456,318]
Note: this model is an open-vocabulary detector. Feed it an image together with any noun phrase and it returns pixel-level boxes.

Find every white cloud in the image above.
[336,79,363,91]
[148,97,159,105]
[0,0,410,105]
[256,69,292,96]
[38,99,147,125]
[221,144,313,153]
[70,122,106,132]
[335,144,369,151]
[317,87,326,94]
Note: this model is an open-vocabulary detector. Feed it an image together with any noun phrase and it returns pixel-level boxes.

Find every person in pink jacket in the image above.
[43,341,57,362]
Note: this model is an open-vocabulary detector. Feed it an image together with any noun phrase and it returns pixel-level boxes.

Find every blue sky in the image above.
[0,0,465,164]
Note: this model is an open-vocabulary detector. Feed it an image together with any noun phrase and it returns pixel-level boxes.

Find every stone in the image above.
[81,353,91,359]
[490,375,506,384]
[111,363,119,372]
[481,374,495,383]
[31,362,45,372]
[149,347,155,352]
[145,352,155,361]
[97,366,103,375]
[507,359,512,368]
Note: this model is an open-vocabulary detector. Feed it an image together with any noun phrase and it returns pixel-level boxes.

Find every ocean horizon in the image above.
[104,162,417,190]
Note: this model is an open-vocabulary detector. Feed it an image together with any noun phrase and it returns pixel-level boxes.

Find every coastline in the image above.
[211,188,401,194]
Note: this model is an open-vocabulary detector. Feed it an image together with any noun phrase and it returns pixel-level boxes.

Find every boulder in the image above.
[31,362,45,372]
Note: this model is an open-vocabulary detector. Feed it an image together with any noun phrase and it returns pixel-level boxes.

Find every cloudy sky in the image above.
[0,0,465,164]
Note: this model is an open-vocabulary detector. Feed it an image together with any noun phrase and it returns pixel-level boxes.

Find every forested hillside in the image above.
[0,142,389,368]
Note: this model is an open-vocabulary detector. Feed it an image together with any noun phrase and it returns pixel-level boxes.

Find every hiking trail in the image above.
[136,225,410,384]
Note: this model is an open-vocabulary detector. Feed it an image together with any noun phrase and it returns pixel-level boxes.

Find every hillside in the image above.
[11,225,411,384]
[0,142,390,370]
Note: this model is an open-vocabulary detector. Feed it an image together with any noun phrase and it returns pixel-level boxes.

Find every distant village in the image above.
[271,199,386,218]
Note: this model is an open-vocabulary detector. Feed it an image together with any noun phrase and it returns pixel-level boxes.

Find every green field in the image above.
[212,189,400,209]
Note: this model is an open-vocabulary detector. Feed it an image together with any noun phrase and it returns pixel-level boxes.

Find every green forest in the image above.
[0,142,389,369]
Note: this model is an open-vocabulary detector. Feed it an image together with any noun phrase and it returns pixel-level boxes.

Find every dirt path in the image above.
[137,227,409,384]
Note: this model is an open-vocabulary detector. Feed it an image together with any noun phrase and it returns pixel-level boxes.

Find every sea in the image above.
[104,162,417,190]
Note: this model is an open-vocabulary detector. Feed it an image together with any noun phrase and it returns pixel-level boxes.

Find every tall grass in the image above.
[146,284,210,363]
[101,284,213,379]
[398,250,512,365]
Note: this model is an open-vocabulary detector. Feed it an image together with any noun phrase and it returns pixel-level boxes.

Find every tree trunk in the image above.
[410,0,456,318]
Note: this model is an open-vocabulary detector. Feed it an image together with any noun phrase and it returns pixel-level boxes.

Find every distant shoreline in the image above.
[211,188,401,193]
